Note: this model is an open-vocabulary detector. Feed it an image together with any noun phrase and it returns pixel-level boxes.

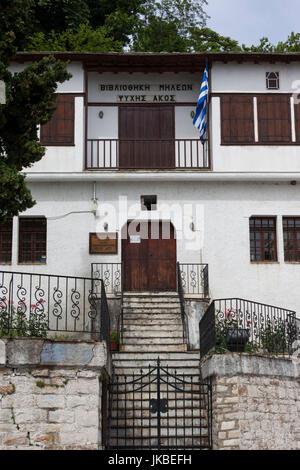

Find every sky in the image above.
[206,0,300,46]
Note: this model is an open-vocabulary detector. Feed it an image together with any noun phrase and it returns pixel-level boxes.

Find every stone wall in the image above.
[202,353,300,450]
[0,338,109,450]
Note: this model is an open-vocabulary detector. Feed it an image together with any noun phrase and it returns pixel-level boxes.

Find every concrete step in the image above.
[123,323,181,331]
[110,398,206,409]
[113,368,200,377]
[112,352,200,361]
[109,427,208,438]
[123,313,181,320]
[122,330,183,338]
[111,408,207,419]
[108,437,210,449]
[123,293,179,300]
[120,343,187,352]
[112,357,199,368]
[123,306,181,313]
[122,331,183,340]
[121,338,184,346]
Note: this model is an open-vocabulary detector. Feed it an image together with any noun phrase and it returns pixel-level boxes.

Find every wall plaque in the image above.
[89,233,118,254]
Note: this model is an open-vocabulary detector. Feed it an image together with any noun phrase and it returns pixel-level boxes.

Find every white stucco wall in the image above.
[3,181,300,316]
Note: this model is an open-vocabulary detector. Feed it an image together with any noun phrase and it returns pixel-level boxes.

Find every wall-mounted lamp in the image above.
[103,222,108,231]
[99,111,104,119]
[91,199,98,216]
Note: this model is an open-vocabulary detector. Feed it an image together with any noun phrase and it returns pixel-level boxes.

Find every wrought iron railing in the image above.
[91,263,122,295]
[91,262,209,298]
[199,298,298,359]
[0,271,110,343]
[178,263,209,298]
[86,139,209,170]
[177,262,189,347]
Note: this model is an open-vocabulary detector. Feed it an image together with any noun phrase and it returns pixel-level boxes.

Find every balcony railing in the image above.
[199,298,298,359]
[86,139,209,170]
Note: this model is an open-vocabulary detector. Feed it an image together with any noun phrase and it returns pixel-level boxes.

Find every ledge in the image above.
[0,338,109,370]
[201,352,300,380]
[24,171,300,183]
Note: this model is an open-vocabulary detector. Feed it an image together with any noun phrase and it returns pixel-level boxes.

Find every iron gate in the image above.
[107,359,212,450]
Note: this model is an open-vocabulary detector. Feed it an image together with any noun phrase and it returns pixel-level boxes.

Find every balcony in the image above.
[86,139,209,170]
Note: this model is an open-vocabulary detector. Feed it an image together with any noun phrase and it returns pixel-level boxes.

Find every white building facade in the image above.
[3,52,300,323]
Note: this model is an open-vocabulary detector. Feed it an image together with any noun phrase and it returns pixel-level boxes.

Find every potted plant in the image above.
[226,327,250,352]
[110,330,119,351]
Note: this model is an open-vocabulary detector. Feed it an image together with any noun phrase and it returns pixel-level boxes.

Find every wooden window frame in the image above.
[249,216,278,263]
[18,217,47,264]
[283,217,300,262]
[40,94,75,146]
[0,218,13,264]
[220,94,255,144]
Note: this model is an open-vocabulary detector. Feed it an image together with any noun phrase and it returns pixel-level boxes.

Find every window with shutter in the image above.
[257,95,291,143]
[249,217,277,262]
[283,217,300,262]
[0,218,13,264]
[40,94,74,146]
[220,95,255,144]
[18,217,47,264]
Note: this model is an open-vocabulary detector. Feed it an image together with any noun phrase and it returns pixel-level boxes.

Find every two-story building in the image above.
[2,51,300,343]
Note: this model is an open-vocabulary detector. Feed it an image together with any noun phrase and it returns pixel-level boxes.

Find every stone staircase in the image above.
[108,292,210,449]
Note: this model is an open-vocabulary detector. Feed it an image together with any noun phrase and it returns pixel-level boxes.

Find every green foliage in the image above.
[0,306,49,338]
[131,0,208,52]
[260,320,287,354]
[26,24,122,52]
[0,2,71,223]
[110,330,119,342]
[0,0,33,65]
[242,32,300,53]
[190,28,242,52]
[215,316,239,352]
[36,380,45,388]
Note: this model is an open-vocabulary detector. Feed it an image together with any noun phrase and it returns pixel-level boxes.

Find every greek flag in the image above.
[193,62,208,139]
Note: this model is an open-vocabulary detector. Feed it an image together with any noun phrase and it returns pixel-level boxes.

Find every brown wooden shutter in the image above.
[119,106,175,169]
[18,217,47,263]
[293,102,300,142]
[40,94,74,145]
[257,95,291,143]
[0,218,13,264]
[220,95,254,144]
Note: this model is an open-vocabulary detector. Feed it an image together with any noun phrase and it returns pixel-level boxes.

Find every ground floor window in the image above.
[283,217,300,262]
[18,217,47,264]
[0,218,13,264]
[249,216,277,262]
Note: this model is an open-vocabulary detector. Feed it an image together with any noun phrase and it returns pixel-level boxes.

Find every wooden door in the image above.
[122,221,176,291]
[119,106,175,169]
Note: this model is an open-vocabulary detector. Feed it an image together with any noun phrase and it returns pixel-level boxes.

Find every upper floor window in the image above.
[220,95,255,144]
[257,95,291,143]
[283,217,300,262]
[266,72,279,90]
[40,94,75,146]
[249,217,277,262]
[0,218,13,264]
[18,217,47,264]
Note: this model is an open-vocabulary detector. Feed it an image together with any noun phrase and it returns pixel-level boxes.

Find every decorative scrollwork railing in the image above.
[91,263,122,296]
[0,271,110,341]
[200,298,298,359]
[178,263,209,298]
